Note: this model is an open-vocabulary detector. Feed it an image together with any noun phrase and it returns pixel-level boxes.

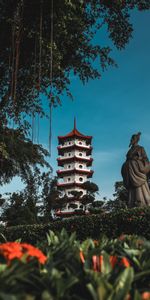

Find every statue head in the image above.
[129,132,141,147]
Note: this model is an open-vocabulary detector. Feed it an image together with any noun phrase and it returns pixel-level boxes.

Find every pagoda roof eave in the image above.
[57,156,93,162]
[58,129,92,140]
[57,156,93,166]
[57,182,87,188]
[57,169,94,178]
[57,145,93,152]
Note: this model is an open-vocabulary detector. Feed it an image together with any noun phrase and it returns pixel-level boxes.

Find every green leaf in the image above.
[0,264,7,273]
[110,268,134,300]
[133,290,142,300]
[97,278,113,300]
[101,252,112,275]
[41,290,54,300]
[86,283,98,300]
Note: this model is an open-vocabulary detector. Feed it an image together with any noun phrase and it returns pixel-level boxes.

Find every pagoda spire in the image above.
[74,117,76,130]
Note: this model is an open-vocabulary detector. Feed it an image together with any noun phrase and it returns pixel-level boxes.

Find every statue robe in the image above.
[121,145,150,207]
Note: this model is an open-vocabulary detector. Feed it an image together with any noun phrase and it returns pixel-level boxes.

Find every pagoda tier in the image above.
[57,156,93,167]
[56,119,94,213]
[55,210,89,217]
[57,181,87,189]
[57,168,94,178]
[57,144,93,155]
[58,120,92,145]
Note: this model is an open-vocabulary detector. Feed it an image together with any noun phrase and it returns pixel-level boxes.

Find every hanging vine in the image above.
[49,0,54,156]
[10,0,24,108]
[1,0,149,127]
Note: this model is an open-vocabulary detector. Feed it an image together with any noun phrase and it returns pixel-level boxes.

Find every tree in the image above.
[0,171,57,225]
[41,175,63,220]
[104,181,128,211]
[0,125,50,185]
[0,191,38,226]
[81,181,99,208]
[113,181,128,206]
[0,0,149,188]
[0,0,149,122]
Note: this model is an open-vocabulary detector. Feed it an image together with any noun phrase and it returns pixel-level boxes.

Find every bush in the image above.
[0,229,150,299]
[1,207,150,244]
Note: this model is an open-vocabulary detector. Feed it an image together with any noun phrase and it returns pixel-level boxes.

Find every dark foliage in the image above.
[0,0,150,122]
[1,207,150,244]
[0,125,50,185]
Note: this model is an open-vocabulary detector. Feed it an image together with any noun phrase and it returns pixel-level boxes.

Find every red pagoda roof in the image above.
[57,168,94,178]
[58,119,92,142]
[57,181,87,188]
[57,144,93,155]
[55,210,90,217]
[57,156,93,167]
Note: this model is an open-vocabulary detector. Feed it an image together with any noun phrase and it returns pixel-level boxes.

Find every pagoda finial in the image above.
[74,117,76,130]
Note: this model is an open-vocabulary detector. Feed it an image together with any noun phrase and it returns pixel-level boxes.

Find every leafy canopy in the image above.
[0,126,50,185]
[0,0,150,121]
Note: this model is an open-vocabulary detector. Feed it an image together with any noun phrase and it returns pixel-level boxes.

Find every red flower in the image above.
[120,257,130,268]
[141,292,150,300]
[93,240,99,246]
[0,242,47,264]
[110,255,118,268]
[118,234,126,241]
[92,255,103,272]
[21,243,47,264]
[79,251,85,264]
[0,242,23,261]
[92,255,98,271]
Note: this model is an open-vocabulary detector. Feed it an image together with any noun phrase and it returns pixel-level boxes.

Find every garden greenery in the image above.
[1,207,150,244]
[0,229,150,299]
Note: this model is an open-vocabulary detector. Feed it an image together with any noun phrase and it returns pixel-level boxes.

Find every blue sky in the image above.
[1,9,150,199]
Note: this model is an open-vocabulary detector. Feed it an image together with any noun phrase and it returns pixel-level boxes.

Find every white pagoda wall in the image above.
[63,150,88,159]
[61,139,88,147]
[57,135,93,214]
[63,162,89,170]
[62,174,87,183]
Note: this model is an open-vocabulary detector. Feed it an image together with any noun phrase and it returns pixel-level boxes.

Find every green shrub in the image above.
[0,229,150,299]
[1,207,150,244]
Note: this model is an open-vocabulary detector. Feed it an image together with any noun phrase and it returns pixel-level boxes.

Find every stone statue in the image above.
[121,132,150,207]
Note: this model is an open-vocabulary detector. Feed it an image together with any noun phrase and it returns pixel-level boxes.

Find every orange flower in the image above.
[120,257,130,268]
[141,292,150,300]
[92,255,98,271]
[21,244,47,264]
[0,242,23,261]
[110,255,118,268]
[79,251,85,264]
[0,242,47,265]
[99,255,103,271]
[92,255,103,272]
[93,240,99,246]
[119,234,126,241]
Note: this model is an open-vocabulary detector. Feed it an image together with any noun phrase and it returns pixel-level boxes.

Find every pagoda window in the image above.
[79,141,82,145]
[68,178,71,182]
[79,152,82,156]
[68,153,71,156]
[68,165,71,168]
[79,177,83,182]
[79,164,83,169]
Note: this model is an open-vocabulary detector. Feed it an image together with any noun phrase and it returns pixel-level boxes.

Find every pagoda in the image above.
[56,119,94,214]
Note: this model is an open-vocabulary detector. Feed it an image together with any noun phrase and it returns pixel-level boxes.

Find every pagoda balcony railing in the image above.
[58,154,92,160]
[57,168,93,174]
[57,181,87,186]
[58,142,91,149]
